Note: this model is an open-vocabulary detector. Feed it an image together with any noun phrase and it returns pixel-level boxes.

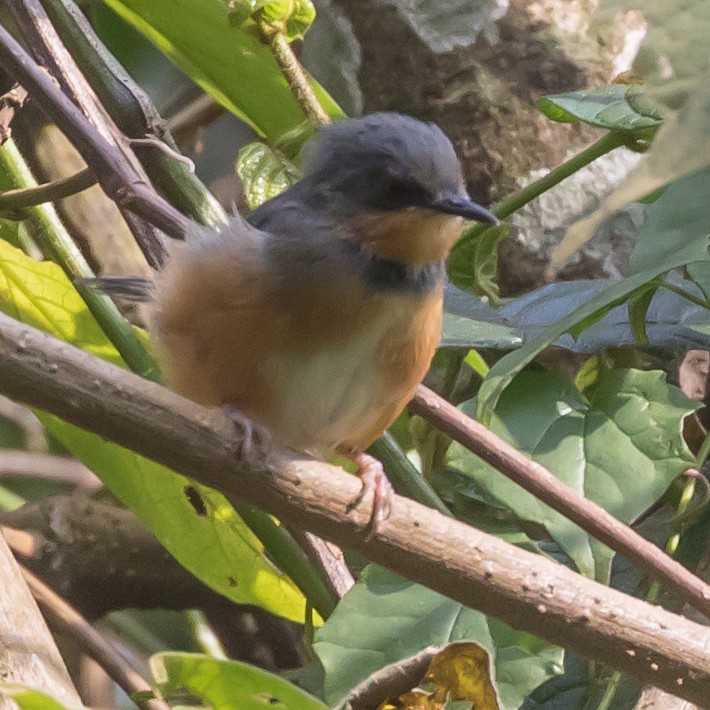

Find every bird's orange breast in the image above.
[153,239,443,456]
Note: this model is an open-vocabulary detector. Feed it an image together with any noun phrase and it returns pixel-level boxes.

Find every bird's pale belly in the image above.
[259,294,442,454]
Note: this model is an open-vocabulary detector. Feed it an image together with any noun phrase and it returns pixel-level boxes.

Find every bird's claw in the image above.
[345,453,394,538]
[222,405,271,465]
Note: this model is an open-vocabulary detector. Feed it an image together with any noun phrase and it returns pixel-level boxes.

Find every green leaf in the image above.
[548,1,710,272]
[244,0,317,41]
[629,166,710,274]
[152,653,327,710]
[0,685,83,710]
[313,566,563,710]
[477,269,661,423]
[537,84,663,133]
[237,142,301,210]
[450,369,696,580]
[101,0,343,140]
[448,224,508,301]
[442,285,522,349]
[0,239,308,623]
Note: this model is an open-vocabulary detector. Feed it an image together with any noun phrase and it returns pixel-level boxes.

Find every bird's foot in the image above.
[345,452,394,537]
[221,405,272,466]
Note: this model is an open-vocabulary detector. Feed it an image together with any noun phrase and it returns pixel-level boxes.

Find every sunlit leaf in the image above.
[0,685,83,710]
[0,238,308,622]
[101,0,343,139]
[152,653,327,710]
[237,142,301,210]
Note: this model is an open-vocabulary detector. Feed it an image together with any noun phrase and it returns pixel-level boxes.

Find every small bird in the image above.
[110,113,497,530]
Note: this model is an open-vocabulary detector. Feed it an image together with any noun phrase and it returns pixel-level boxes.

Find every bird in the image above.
[102,113,497,531]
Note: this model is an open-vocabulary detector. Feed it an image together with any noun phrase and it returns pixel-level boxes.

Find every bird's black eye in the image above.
[374,177,430,211]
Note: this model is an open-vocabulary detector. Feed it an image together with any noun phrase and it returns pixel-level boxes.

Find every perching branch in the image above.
[2,4,708,636]
[1,312,710,704]
[409,386,710,624]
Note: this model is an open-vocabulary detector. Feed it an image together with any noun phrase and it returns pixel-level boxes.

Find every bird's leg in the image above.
[221,405,272,466]
[342,451,394,535]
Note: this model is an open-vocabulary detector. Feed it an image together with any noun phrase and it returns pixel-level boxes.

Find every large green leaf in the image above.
[498,277,710,352]
[537,84,663,133]
[314,566,563,710]
[629,166,710,274]
[152,652,327,710]
[101,0,344,139]
[477,165,710,421]
[442,285,521,349]
[450,369,696,580]
[0,238,308,622]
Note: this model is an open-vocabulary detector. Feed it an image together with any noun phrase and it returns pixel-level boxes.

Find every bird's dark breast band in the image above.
[341,240,446,295]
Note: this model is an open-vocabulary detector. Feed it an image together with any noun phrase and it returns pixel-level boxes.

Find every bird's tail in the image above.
[75,276,154,302]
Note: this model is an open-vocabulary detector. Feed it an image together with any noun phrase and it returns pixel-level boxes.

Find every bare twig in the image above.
[166,93,225,149]
[1,526,39,558]
[6,0,170,261]
[0,450,100,487]
[410,385,709,622]
[40,0,227,228]
[0,20,188,255]
[20,565,171,710]
[0,167,96,212]
[1,314,710,703]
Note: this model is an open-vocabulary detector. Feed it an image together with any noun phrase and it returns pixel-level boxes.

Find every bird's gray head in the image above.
[301,113,497,224]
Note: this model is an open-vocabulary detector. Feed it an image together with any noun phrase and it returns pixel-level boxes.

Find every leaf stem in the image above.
[457,131,628,247]
[369,433,452,517]
[659,281,710,311]
[0,138,160,381]
[267,32,331,128]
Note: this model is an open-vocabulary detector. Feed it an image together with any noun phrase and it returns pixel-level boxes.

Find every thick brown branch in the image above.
[0,314,710,703]
[409,386,710,624]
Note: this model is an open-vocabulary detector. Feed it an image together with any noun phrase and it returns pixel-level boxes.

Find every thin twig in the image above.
[19,564,171,710]
[0,20,187,255]
[7,0,171,260]
[0,450,100,487]
[0,138,160,381]
[41,0,227,228]
[1,313,710,703]
[1,526,40,558]
[0,167,96,212]
[410,385,710,620]
[166,93,225,147]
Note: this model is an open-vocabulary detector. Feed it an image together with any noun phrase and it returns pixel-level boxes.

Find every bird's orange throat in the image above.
[347,209,465,267]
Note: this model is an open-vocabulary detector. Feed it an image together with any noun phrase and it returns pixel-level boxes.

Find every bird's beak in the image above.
[431,194,499,225]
